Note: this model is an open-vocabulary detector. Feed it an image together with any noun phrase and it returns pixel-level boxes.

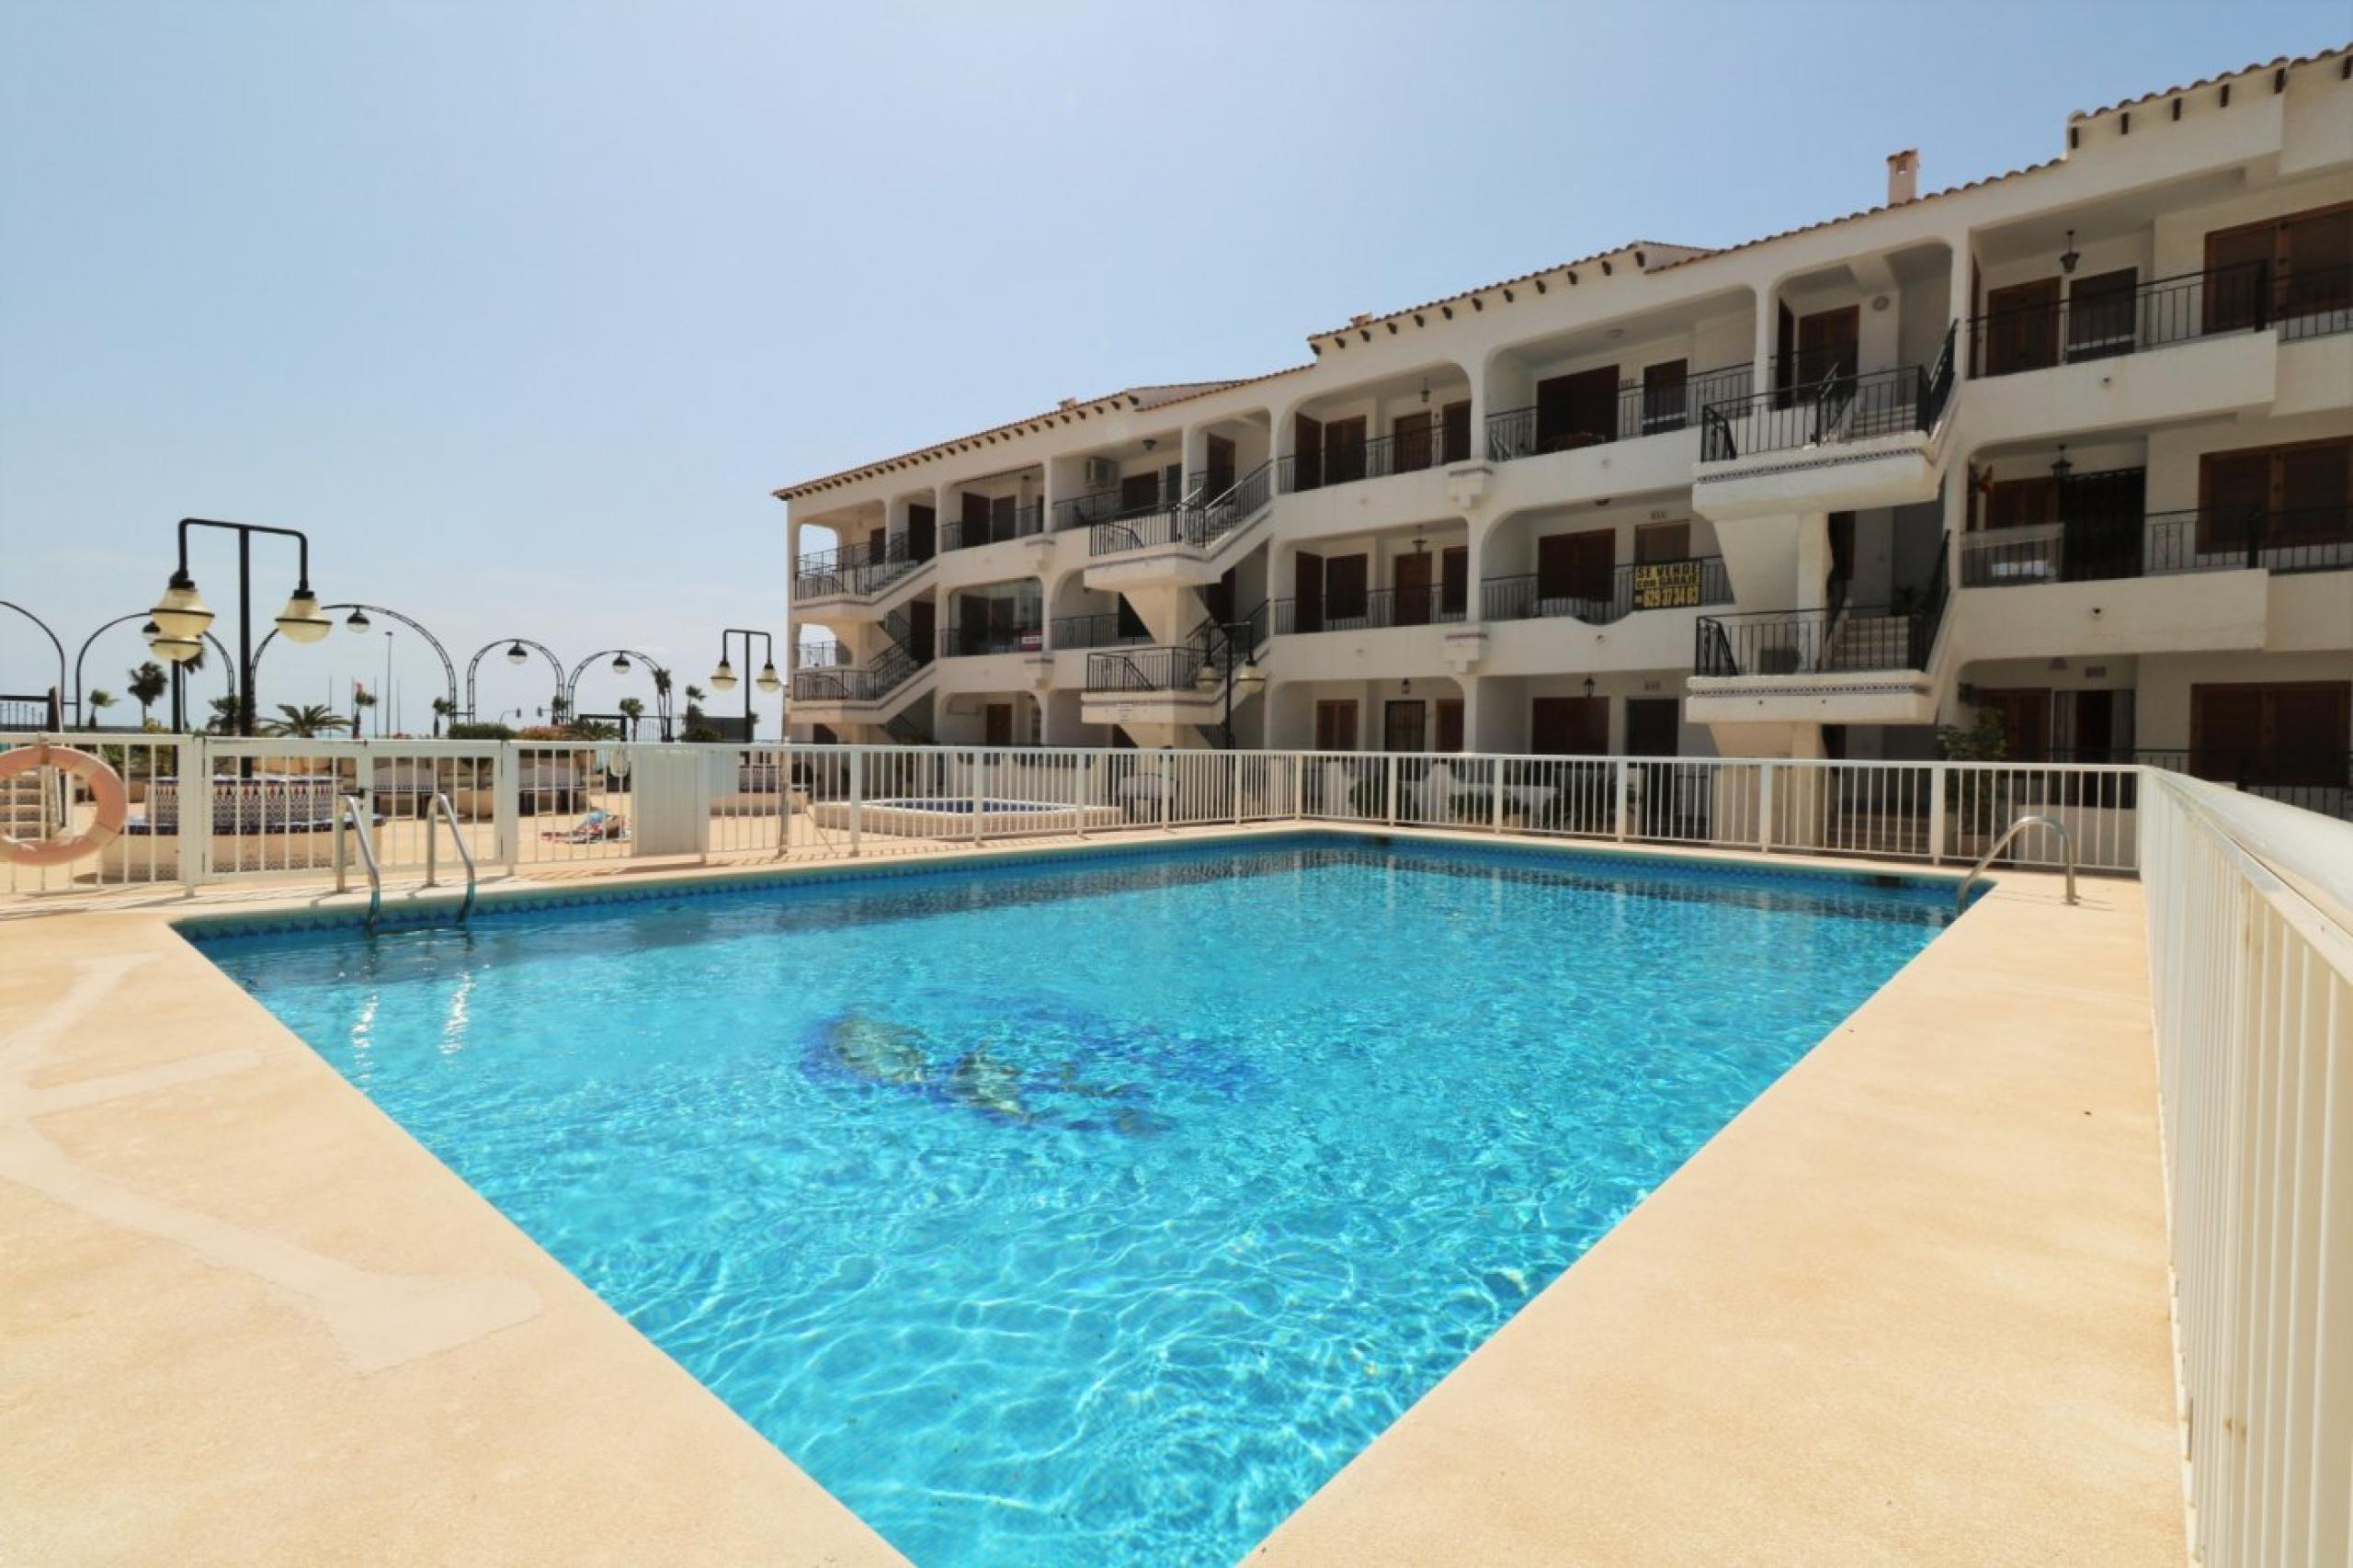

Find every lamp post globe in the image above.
[274,587,334,643]
[506,642,529,665]
[149,571,213,641]
[610,653,631,675]
[755,661,782,695]
[345,608,371,633]
[710,657,739,692]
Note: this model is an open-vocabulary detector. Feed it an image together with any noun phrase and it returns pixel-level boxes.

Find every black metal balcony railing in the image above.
[1960,505,2353,587]
[792,532,924,600]
[793,639,853,670]
[788,642,924,705]
[1050,612,1153,651]
[938,623,1044,658]
[1967,260,2353,378]
[940,503,1045,552]
[1699,323,1955,463]
[1696,537,1949,676]
[1481,555,1734,624]
[1485,363,1755,463]
[1277,421,1472,496]
[1270,585,1471,635]
[1084,646,1208,693]
[1087,460,1279,557]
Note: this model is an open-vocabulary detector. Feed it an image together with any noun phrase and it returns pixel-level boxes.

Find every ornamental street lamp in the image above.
[147,517,332,736]
[710,628,782,739]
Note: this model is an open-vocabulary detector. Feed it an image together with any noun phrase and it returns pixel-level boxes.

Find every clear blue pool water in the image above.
[194,836,1956,1566]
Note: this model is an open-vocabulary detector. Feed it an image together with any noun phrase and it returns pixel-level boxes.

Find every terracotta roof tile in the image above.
[2070,42,2347,121]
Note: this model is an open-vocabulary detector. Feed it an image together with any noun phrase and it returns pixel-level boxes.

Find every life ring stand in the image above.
[0,744,129,868]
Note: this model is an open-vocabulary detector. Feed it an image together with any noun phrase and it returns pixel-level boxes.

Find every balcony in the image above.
[1485,364,1752,462]
[1694,590,1949,678]
[941,503,1044,552]
[939,623,1044,658]
[1084,645,1207,693]
[1049,612,1152,652]
[1483,556,1733,625]
[1960,505,2352,588]
[787,644,928,707]
[1086,460,1279,557]
[1281,425,1471,494]
[791,535,929,609]
[1966,261,2350,379]
[1699,346,1954,464]
[1270,585,1470,637]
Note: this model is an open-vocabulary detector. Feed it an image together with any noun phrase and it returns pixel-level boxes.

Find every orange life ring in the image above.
[0,744,129,868]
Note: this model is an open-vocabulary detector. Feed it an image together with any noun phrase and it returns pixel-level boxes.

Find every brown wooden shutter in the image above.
[1292,414,1323,489]
[2199,450,2271,551]
[1441,400,1471,463]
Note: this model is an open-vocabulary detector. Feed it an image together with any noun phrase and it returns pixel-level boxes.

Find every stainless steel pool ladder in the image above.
[423,790,477,922]
[334,791,383,932]
[1956,813,2076,915]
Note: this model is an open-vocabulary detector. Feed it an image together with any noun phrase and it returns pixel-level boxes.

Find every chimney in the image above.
[1886,149,1919,206]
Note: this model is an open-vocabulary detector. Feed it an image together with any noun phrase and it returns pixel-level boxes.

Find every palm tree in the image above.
[127,663,167,726]
[206,694,245,733]
[265,703,349,738]
[85,689,118,728]
[617,696,644,740]
[430,696,456,737]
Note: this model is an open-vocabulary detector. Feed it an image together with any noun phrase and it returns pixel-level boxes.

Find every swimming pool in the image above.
[192,835,1960,1565]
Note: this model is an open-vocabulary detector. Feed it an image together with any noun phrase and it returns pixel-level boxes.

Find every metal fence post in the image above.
[1074,751,1090,839]
[1492,756,1506,835]
[182,734,211,890]
[1159,751,1173,832]
[494,741,520,873]
[1385,754,1398,825]
[1614,759,1631,841]
[847,746,862,857]
[972,749,984,845]
[1758,761,1775,853]
[1232,751,1244,825]
[1927,762,1949,864]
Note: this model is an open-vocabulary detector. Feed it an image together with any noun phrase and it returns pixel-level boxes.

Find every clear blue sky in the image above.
[2,0,2344,732]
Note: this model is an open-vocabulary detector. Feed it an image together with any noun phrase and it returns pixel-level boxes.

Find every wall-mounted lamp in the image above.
[1418,377,1431,405]
[1141,437,1158,452]
[2051,444,2073,483]
[2060,229,2080,274]
[1400,677,1413,696]
[1582,676,1597,699]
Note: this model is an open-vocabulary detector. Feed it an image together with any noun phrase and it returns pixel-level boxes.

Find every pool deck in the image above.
[0,826,2184,1564]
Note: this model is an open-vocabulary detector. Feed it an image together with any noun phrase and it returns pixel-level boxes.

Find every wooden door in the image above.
[1635,521,1690,562]
[1983,278,2061,374]
[904,598,936,665]
[1624,698,1679,757]
[1292,413,1324,490]
[1324,416,1368,484]
[1440,545,1469,618]
[1206,433,1236,497]
[2065,267,2138,359]
[1441,399,1472,463]
[1434,699,1465,754]
[1119,471,1162,515]
[1641,359,1689,433]
[2200,437,2353,551]
[2061,466,2145,581]
[867,526,888,562]
[1796,305,1860,384]
[2192,682,2350,784]
[1293,551,1325,633]
[906,503,936,561]
[983,703,1014,747]
[1538,528,1615,606]
[1976,687,2051,762]
[1382,700,1427,754]
[1530,696,1608,756]
[959,492,990,547]
[1537,366,1619,449]
[2203,222,2276,332]
[1392,550,1433,625]
[1313,699,1358,752]
[1325,554,1369,620]
[1392,410,1435,472]
[1984,476,2058,531]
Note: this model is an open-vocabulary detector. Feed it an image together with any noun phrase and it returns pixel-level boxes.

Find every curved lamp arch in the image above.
[74,610,235,724]
[564,648,676,741]
[2,599,68,720]
[253,603,459,725]
[463,638,567,723]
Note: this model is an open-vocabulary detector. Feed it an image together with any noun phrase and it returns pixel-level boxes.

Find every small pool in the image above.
[867,795,1072,813]
[193,835,1959,1564]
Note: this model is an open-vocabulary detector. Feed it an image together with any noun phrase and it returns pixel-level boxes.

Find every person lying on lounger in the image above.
[540,808,628,843]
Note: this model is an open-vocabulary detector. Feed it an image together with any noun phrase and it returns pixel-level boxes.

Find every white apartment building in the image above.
[777,46,2352,815]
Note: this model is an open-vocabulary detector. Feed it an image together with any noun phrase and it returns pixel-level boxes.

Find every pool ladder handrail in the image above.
[334,790,383,932]
[1956,813,2076,915]
[423,790,477,922]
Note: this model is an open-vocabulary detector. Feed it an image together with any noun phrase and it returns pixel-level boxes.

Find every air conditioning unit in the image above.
[1082,457,1119,490]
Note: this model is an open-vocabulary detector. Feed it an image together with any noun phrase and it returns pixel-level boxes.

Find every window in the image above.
[1537,528,1615,604]
[1529,696,1608,756]
[1441,400,1472,464]
[1440,546,1469,617]
[1392,410,1435,472]
[1974,687,2052,763]
[2199,437,2353,551]
[1982,476,2057,531]
[1641,360,1689,433]
[1983,278,2061,374]
[1119,471,1161,515]
[1383,699,1427,754]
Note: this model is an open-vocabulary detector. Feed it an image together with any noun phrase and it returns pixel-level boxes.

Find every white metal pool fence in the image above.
[0,733,2164,898]
[2140,772,2351,1567]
